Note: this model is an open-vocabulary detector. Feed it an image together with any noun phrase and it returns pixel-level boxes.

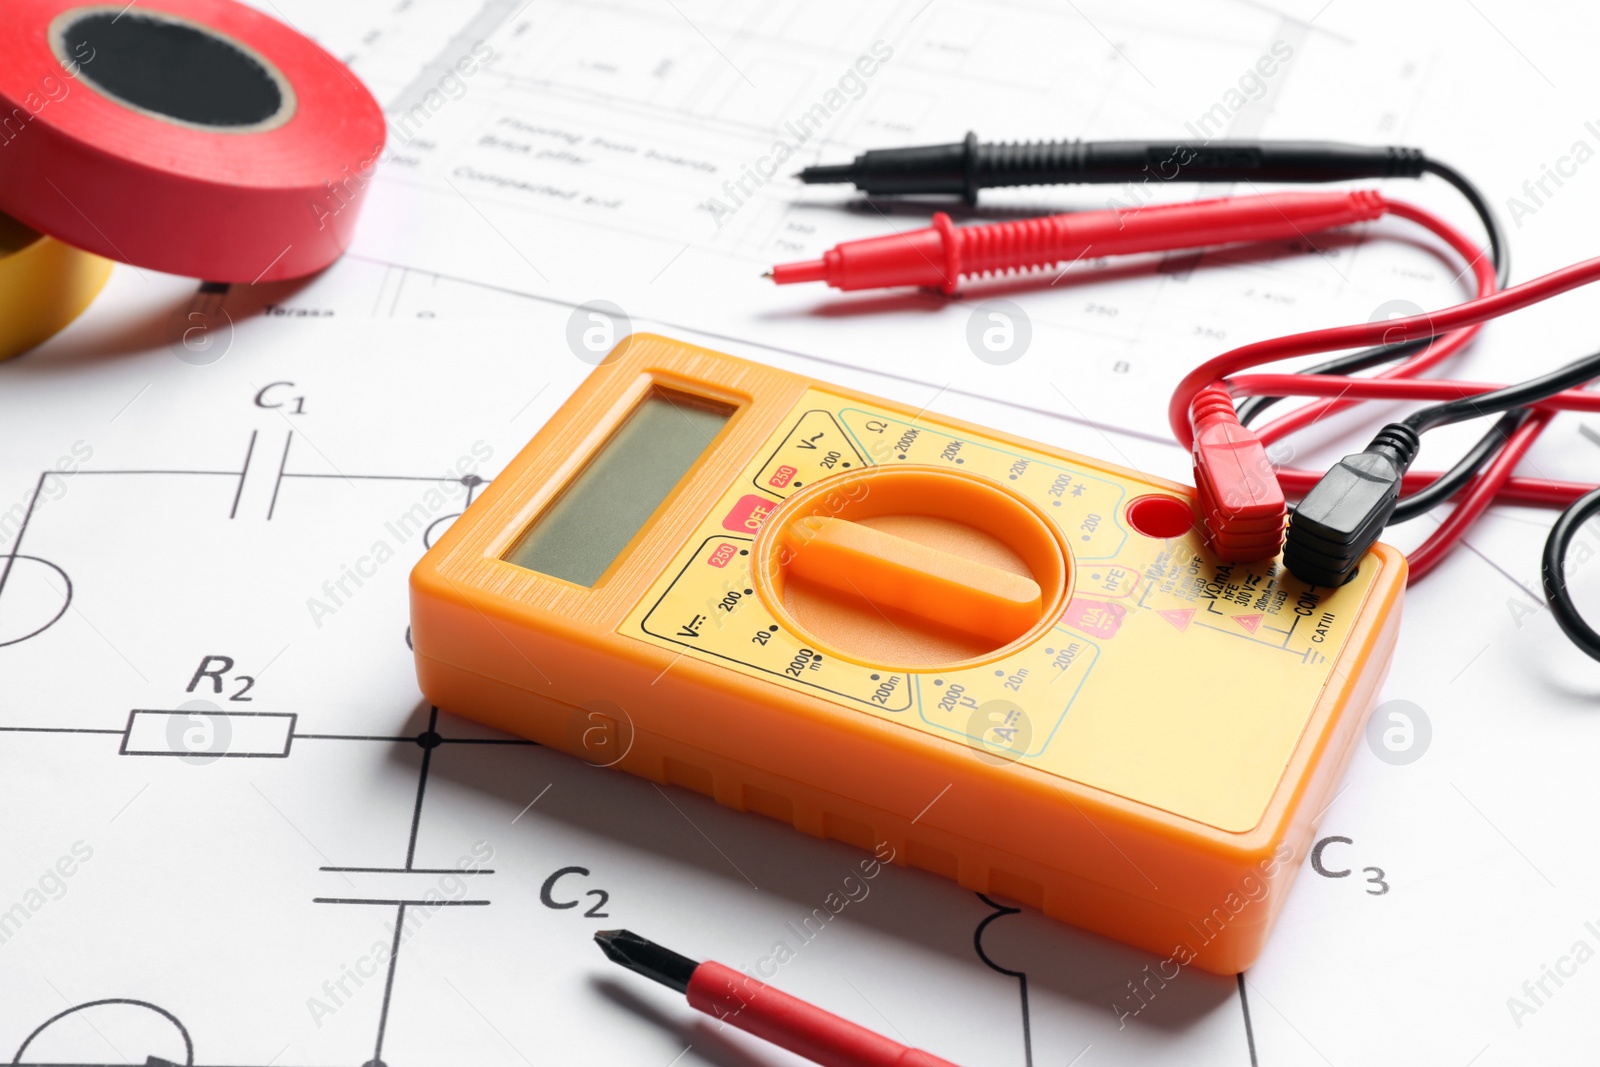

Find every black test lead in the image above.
[795,134,1431,202]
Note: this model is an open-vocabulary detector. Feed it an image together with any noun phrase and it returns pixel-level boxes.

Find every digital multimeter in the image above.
[409,334,1405,973]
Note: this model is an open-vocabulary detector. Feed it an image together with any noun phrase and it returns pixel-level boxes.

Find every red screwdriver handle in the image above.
[687,961,964,1067]
[771,190,1386,293]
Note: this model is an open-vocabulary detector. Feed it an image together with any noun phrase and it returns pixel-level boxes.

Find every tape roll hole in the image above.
[53,8,294,130]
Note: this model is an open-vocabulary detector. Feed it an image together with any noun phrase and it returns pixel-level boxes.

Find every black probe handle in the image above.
[820,135,1425,201]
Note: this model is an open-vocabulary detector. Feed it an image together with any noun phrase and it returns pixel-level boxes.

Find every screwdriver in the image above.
[594,929,964,1067]
[765,189,1384,294]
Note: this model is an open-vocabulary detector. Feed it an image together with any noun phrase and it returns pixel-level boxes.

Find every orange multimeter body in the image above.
[409,334,1405,973]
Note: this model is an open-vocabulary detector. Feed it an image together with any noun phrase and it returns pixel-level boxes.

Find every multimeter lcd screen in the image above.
[503,387,733,586]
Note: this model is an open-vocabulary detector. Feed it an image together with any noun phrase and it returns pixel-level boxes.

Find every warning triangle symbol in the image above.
[1234,613,1263,634]
[1159,609,1194,632]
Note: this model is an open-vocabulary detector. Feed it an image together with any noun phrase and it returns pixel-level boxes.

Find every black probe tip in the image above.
[593,929,700,994]
[795,162,856,184]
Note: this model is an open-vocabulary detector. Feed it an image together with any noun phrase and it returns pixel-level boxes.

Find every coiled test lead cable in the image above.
[802,136,1599,657]
[1173,209,1600,658]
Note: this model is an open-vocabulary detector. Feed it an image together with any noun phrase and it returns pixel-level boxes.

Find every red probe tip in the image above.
[770,259,827,285]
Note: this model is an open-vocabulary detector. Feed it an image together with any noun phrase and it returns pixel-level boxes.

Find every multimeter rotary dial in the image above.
[751,465,1073,671]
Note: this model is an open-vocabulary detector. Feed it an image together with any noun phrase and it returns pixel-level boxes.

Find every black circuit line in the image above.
[405,707,439,871]
[123,751,292,760]
[265,432,292,521]
[0,555,72,649]
[0,471,49,609]
[289,732,538,746]
[282,472,470,482]
[0,726,124,734]
[117,706,137,756]
[373,902,406,1065]
[131,709,293,719]
[435,737,539,745]
[229,431,258,520]
[974,893,1032,1067]
[319,866,496,874]
[0,727,540,746]
[312,898,489,906]
[12,997,195,1065]
[1238,973,1259,1066]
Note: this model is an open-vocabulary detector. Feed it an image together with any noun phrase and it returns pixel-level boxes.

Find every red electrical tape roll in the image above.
[0,0,385,282]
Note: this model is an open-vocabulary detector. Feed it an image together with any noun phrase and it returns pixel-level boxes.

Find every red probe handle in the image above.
[687,961,963,1067]
[772,190,1384,294]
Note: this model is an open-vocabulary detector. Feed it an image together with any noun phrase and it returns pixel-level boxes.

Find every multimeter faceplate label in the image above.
[622,390,1382,833]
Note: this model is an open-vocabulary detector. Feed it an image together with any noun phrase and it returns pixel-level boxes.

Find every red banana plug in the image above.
[1190,383,1286,563]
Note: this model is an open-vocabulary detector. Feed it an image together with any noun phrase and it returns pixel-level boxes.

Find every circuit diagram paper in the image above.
[4,1,1600,1064]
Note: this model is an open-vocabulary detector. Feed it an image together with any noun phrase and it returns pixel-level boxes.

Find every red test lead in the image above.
[766,190,1384,294]
[595,929,964,1067]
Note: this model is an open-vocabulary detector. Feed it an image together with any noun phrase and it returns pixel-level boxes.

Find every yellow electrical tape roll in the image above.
[0,210,111,361]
